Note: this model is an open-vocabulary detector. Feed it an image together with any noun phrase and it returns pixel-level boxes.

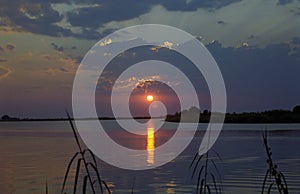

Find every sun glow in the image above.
[146,95,154,102]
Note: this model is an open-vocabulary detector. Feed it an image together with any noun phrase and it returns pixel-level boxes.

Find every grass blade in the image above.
[268,183,273,193]
[262,130,288,194]
[101,180,112,194]
[210,159,221,180]
[66,112,96,194]
[200,179,204,194]
[192,155,204,178]
[131,176,135,194]
[45,180,48,194]
[85,150,103,192]
[206,185,211,194]
[280,172,288,194]
[73,158,82,194]
[83,149,99,168]
[211,173,219,194]
[83,175,88,194]
[212,149,223,162]
[190,152,199,169]
[262,169,270,193]
[87,162,104,192]
[196,165,204,194]
[66,111,83,153]
[61,152,80,194]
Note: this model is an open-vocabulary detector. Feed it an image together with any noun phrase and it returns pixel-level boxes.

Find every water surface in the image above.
[0,120,299,193]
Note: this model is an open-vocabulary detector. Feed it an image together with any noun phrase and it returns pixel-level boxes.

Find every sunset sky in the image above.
[0,0,299,118]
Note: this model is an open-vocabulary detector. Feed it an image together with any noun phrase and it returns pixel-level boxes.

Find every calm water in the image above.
[0,120,299,193]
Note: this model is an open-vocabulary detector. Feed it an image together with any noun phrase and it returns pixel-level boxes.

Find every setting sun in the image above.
[146,95,154,102]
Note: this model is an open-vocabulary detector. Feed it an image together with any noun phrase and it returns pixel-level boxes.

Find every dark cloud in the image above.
[206,40,300,111]
[248,35,256,39]
[6,44,15,51]
[288,6,300,15]
[0,0,243,39]
[79,28,101,39]
[59,67,68,72]
[67,0,241,29]
[160,0,242,11]
[0,44,15,52]
[277,0,294,5]
[0,1,74,37]
[217,20,226,25]
[67,1,152,28]
[50,42,64,52]
[66,54,83,64]
[292,37,300,44]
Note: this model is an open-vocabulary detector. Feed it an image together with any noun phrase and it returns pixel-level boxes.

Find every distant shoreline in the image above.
[2,107,300,124]
[165,108,300,124]
[0,116,158,122]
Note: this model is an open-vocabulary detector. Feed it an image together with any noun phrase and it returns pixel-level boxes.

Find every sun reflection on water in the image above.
[166,181,176,193]
[147,127,155,164]
[147,119,155,165]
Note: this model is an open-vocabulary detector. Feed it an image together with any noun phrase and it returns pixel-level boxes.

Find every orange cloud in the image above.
[0,66,12,80]
[45,67,67,75]
[35,56,78,76]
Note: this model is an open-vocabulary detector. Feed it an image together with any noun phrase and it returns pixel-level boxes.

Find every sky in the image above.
[0,0,299,118]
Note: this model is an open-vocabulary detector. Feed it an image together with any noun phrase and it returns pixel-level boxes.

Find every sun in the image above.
[146,95,154,102]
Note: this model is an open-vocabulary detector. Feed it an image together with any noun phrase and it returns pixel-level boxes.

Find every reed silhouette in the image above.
[61,112,111,194]
[261,130,288,194]
[190,149,223,194]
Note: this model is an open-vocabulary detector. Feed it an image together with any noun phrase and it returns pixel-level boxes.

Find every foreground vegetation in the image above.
[61,113,111,194]
[262,130,288,194]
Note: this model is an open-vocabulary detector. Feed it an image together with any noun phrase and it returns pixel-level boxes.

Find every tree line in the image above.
[165,105,300,123]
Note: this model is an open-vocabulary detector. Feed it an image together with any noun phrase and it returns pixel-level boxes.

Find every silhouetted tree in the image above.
[293,105,300,114]
[1,115,10,120]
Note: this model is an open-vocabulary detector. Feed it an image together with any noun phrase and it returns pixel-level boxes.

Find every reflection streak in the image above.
[147,127,155,164]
